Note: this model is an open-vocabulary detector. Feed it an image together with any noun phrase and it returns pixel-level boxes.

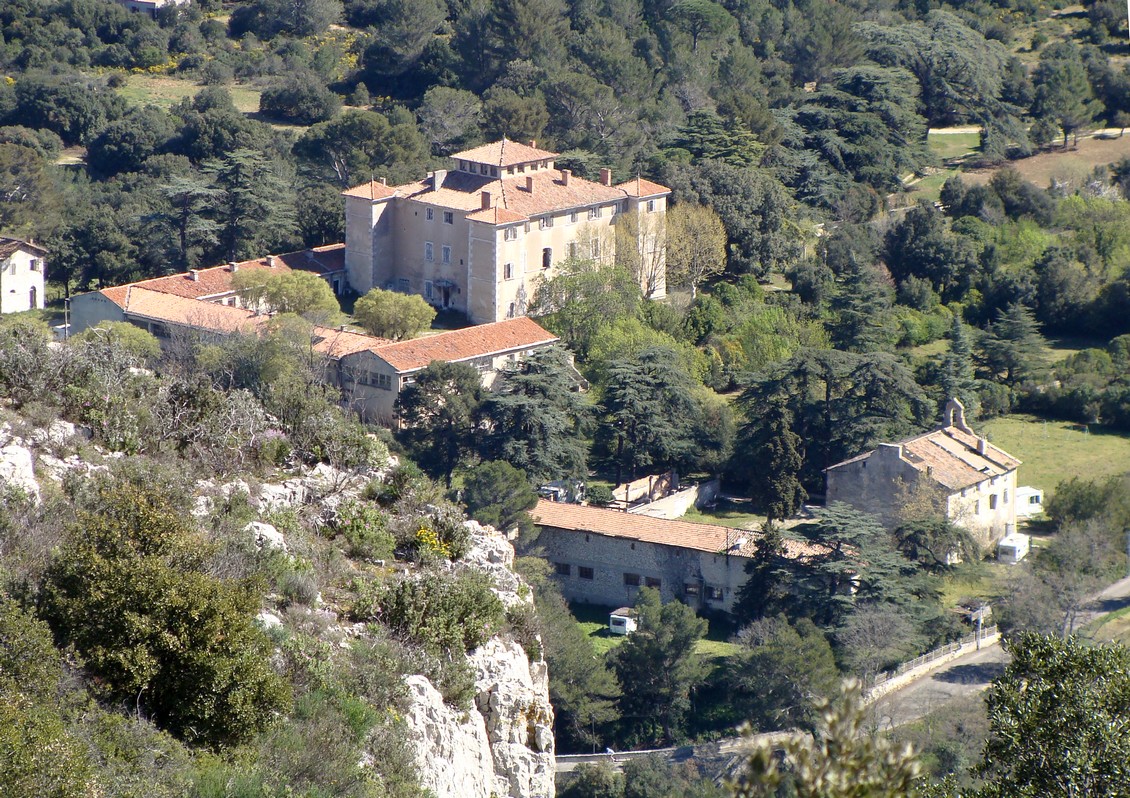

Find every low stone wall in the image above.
[866,627,1001,703]
[629,479,721,520]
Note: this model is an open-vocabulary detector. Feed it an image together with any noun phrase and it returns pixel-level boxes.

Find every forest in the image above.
[4,0,1130,794]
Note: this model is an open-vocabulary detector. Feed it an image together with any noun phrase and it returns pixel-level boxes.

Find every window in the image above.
[426,207,434,221]
[542,247,552,269]
[569,211,579,224]
[567,242,578,259]
[425,242,434,261]
[578,566,594,580]
[504,227,518,241]
[974,499,981,514]
[555,562,571,576]
[705,586,724,602]
[29,258,40,272]
[646,199,655,213]
[376,373,392,390]
[424,280,433,299]
[623,573,640,586]
[507,302,516,319]
[1003,489,1009,503]
[503,263,514,280]
[644,577,661,589]
[588,206,601,220]
[591,239,601,258]
[490,166,498,177]
[443,211,454,224]
[989,494,998,510]
[684,584,700,597]
[1029,495,1041,505]
[442,245,451,265]
[539,216,554,229]
[397,278,410,293]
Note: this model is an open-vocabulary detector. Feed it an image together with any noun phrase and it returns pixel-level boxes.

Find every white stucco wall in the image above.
[0,247,46,314]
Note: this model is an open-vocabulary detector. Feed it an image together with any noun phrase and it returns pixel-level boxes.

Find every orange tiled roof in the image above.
[827,426,1021,491]
[310,326,393,358]
[393,169,628,220]
[532,499,828,561]
[616,176,671,197]
[96,246,345,303]
[341,181,398,200]
[372,317,558,372]
[0,237,47,259]
[452,138,558,167]
[116,287,268,334]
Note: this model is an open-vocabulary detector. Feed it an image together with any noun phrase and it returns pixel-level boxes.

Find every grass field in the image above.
[980,414,1130,495]
[569,602,742,659]
[680,500,766,530]
[115,74,262,114]
[1082,604,1130,643]
[928,130,981,162]
[960,133,1130,191]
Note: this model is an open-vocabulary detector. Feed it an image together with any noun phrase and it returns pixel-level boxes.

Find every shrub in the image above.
[259,74,340,124]
[331,499,394,561]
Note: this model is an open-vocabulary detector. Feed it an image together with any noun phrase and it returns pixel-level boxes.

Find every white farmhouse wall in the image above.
[0,248,46,314]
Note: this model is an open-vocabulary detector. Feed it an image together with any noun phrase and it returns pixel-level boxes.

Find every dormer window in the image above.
[490,166,498,176]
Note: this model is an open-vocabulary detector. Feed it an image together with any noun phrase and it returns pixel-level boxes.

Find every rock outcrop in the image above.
[403,524,555,798]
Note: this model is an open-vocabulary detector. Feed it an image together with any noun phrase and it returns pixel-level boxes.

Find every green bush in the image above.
[331,500,395,561]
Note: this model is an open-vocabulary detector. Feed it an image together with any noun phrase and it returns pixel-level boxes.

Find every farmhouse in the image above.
[343,138,670,323]
[0,237,47,315]
[825,399,1021,547]
[531,499,826,615]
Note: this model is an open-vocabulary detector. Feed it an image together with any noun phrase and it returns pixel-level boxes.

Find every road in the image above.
[556,574,1130,775]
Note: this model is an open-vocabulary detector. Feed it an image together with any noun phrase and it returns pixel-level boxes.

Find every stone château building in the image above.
[342,139,670,324]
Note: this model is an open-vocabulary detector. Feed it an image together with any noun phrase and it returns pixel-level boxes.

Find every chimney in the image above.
[977,438,987,455]
[432,169,447,189]
[228,261,238,273]
[526,175,534,193]
[188,269,199,282]
[599,167,612,186]
[379,177,387,186]
[480,190,492,210]
[530,140,537,148]
[267,255,277,268]
[561,169,571,186]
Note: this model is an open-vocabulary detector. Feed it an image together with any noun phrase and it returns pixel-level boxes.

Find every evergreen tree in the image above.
[482,346,592,484]
[743,398,807,521]
[828,258,896,353]
[202,148,297,261]
[396,361,486,487]
[980,303,1046,387]
[940,314,980,417]
[611,588,707,746]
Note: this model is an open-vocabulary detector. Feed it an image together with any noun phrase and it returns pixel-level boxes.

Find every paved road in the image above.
[556,574,1130,775]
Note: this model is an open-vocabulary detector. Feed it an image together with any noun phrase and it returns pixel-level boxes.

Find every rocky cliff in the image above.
[403,523,555,798]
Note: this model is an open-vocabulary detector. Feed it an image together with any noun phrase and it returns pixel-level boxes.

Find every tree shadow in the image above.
[932,661,1006,685]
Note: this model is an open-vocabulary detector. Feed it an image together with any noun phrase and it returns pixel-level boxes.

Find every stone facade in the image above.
[825,399,1021,547]
[343,139,669,324]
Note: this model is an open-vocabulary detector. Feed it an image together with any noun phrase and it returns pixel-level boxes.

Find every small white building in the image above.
[0,237,47,315]
[1015,486,1044,519]
[997,533,1030,565]
[608,608,637,636]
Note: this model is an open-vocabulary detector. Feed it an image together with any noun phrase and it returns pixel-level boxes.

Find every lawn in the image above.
[928,130,981,162]
[980,414,1130,496]
[115,74,262,114]
[569,601,742,659]
[680,499,766,530]
[960,133,1130,191]
[1081,603,1130,644]
[903,170,958,203]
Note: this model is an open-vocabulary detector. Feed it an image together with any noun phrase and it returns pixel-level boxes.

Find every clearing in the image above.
[960,133,1130,190]
[115,74,262,114]
[980,413,1130,495]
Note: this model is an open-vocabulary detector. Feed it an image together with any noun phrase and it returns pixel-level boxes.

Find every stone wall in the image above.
[537,525,750,614]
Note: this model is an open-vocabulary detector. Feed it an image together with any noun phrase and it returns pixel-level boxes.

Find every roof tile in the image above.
[532,499,827,561]
[451,138,558,167]
[372,317,558,372]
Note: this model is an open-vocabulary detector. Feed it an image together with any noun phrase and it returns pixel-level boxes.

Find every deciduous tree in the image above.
[353,288,436,340]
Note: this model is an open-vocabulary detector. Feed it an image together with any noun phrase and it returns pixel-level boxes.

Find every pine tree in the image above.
[940,314,980,417]
[980,303,1046,386]
[748,397,807,521]
[828,257,896,353]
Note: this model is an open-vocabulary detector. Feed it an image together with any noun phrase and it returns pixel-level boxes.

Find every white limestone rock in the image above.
[256,610,282,630]
[256,479,306,513]
[403,675,496,798]
[0,444,39,501]
[462,521,526,609]
[470,638,556,798]
[246,520,287,552]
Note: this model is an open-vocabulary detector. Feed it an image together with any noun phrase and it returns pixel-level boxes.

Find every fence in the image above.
[869,625,999,693]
